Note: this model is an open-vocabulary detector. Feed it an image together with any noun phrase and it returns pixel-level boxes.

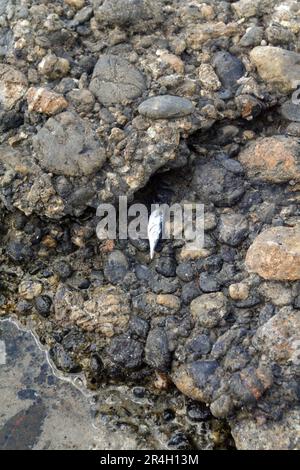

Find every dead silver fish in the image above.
[148,207,164,259]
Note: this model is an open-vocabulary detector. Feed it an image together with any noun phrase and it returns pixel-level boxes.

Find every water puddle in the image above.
[0,318,234,450]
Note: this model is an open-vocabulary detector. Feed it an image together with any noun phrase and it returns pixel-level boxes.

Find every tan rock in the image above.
[64,0,85,9]
[250,46,300,93]
[54,284,130,337]
[27,87,68,116]
[0,65,28,110]
[38,54,70,80]
[232,0,276,19]
[198,64,221,91]
[187,22,239,50]
[171,364,205,401]
[156,294,180,312]
[190,292,227,328]
[230,408,300,450]
[253,306,300,363]
[229,282,249,301]
[245,226,300,280]
[19,280,43,300]
[238,136,300,183]
[157,50,184,74]
[178,246,211,261]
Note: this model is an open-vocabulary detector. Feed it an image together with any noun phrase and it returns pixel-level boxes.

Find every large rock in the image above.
[145,327,171,372]
[54,284,130,337]
[32,111,106,177]
[186,22,239,50]
[27,87,68,116]
[217,213,249,247]
[138,95,194,120]
[232,0,277,19]
[253,306,300,363]
[192,158,245,207]
[89,55,146,105]
[230,408,300,450]
[0,65,28,110]
[107,334,144,369]
[250,46,300,93]
[245,226,300,280]
[93,0,163,28]
[238,136,300,183]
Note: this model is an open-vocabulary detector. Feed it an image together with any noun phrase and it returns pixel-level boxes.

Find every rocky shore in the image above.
[0,0,300,450]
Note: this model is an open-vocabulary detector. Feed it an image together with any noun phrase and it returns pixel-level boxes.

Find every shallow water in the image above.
[0,318,233,450]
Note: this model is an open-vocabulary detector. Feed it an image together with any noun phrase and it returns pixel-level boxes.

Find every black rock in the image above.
[62,329,86,352]
[181,281,201,305]
[49,344,81,373]
[90,353,104,378]
[293,295,300,309]
[199,272,220,293]
[55,261,73,280]
[155,256,177,277]
[186,401,211,422]
[17,389,38,400]
[78,279,91,289]
[107,334,144,369]
[176,263,196,282]
[212,51,245,92]
[128,316,150,339]
[167,432,191,450]
[186,334,212,356]
[104,250,129,284]
[196,255,223,273]
[163,409,175,422]
[193,159,245,207]
[149,275,179,294]
[16,300,32,315]
[34,295,52,317]
[132,386,146,398]
[189,360,219,388]
[217,213,249,247]
[130,237,149,252]
[6,241,32,263]
[13,212,27,230]
[135,264,151,282]
[145,327,171,372]
[234,295,261,308]
[0,109,23,132]
[258,303,276,324]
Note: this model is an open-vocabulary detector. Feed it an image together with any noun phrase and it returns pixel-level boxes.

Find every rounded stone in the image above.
[238,136,300,183]
[89,55,146,106]
[246,226,300,281]
[35,295,52,317]
[104,250,129,284]
[138,95,194,119]
[32,111,106,177]
[229,282,249,301]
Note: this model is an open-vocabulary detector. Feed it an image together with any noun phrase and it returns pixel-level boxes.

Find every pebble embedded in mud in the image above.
[138,95,195,119]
